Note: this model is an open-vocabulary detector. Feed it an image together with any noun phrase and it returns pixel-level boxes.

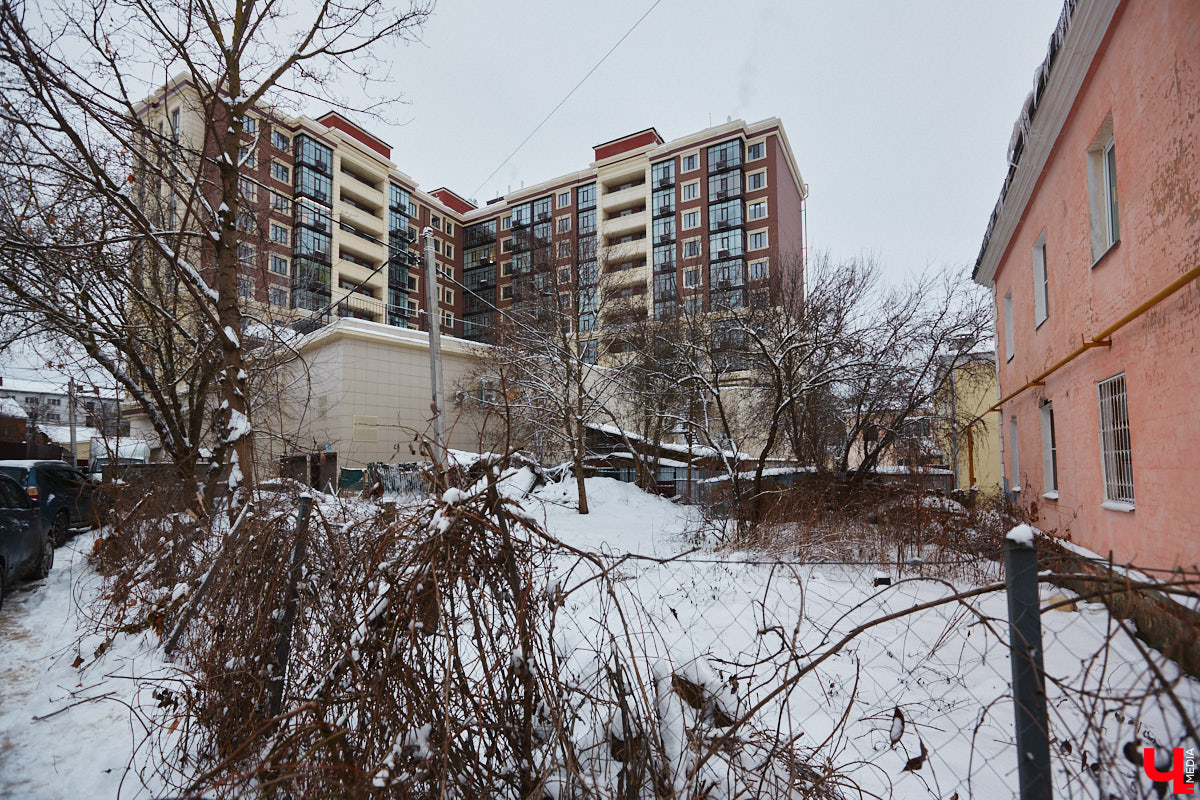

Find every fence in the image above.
[96,475,1200,799]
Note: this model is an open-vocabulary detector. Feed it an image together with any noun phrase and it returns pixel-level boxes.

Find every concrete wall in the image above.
[280,318,490,469]
[990,1,1200,566]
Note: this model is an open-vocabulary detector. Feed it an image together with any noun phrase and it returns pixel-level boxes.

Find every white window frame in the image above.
[681,152,699,173]
[747,140,766,161]
[748,228,768,251]
[557,191,571,208]
[749,258,769,280]
[681,181,700,201]
[1097,372,1134,509]
[683,267,701,289]
[682,210,700,230]
[1087,116,1120,262]
[1003,290,1015,362]
[747,170,767,191]
[1008,416,1021,492]
[748,200,767,221]
[1033,232,1048,327]
[556,215,571,234]
[1040,401,1058,498]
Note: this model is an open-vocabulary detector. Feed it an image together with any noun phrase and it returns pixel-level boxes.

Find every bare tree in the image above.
[0,0,431,501]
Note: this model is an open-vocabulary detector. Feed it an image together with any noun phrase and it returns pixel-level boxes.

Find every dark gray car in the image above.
[0,460,98,547]
[0,473,52,610]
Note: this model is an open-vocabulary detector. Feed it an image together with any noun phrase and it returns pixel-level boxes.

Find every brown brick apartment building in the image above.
[140,78,807,348]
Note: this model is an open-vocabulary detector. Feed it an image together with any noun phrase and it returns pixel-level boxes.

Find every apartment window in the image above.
[682,181,700,201]
[748,230,767,251]
[709,229,744,259]
[272,130,290,151]
[558,241,571,259]
[1003,290,1015,362]
[238,146,256,168]
[557,191,571,208]
[1098,373,1134,506]
[1040,401,1058,497]
[653,188,674,216]
[1033,233,1048,327]
[271,223,288,244]
[407,274,419,291]
[170,108,181,142]
[241,116,257,135]
[271,255,289,275]
[653,244,675,270]
[578,210,596,234]
[682,153,699,172]
[1008,417,1021,492]
[682,210,700,230]
[747,171,766,191]
[269,287,288,306]
[1087,117,1120,260]
[683,267,701,289]
[445,221,454,236]
[682,238,702,260]
[237,211,256,232]
[431,214,441,230]
[710,199,743,231]
[577,183,596,210]
[533,196,552,221]
[707,139,743,173]
[433,239,442,254]
[441,311,454,329]
[272,192,290,214]
[652,160,675,187]
[557,216,571,234]
[747,141,765,160]
[653,216,675,242]
[748,200,767,221]
[501,261,513,277]
[237,277,254,300]
[749,258,769,280]
[239,177,257,201]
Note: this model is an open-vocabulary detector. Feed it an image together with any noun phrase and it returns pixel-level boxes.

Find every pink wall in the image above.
[992,1,1200,568]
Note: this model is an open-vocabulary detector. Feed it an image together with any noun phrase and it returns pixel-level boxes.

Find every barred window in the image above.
[1097,373,1134,505]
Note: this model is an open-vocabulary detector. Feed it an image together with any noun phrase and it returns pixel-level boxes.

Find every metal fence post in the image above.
[1005,536,1053,800]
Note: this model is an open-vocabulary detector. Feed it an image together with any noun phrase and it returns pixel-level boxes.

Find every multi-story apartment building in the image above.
[139,76,807,349]
[973,0,1200,567]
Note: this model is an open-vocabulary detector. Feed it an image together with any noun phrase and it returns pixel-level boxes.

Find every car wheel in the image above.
[51,512,70,548]
[35,535,53,580]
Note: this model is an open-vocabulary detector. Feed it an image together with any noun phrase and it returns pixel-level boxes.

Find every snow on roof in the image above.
[0,376,66,394]
[0,397,27,419]
[585,422,742,460]
[38,425,102,446]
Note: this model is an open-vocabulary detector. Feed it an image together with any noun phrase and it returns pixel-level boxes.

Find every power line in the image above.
[469,0,664,200]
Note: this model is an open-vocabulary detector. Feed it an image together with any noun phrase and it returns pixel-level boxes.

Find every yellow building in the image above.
[935,352,1002,499]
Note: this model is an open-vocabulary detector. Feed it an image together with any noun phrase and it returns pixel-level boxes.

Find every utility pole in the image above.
[423,226,447,473]
[67,378,77,467]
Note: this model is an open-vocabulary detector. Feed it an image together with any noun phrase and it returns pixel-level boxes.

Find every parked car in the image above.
[0,460,99,547]
[0,473,52,610]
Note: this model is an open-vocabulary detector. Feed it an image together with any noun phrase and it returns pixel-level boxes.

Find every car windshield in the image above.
[0,466,30,484]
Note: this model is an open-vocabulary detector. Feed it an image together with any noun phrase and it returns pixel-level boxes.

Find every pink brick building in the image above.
[974,0,1200,568]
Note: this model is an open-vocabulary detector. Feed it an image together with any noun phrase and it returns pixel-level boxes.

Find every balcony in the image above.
[601,183,648,214]
[339,204,385,238]
[334,290,385,322]
[654,204,674,218]
[602,208,647,240]
[655,175,674,189]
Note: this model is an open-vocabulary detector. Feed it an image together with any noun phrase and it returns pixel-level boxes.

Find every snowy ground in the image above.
[0,532,168,799]
[1,478,1195,798]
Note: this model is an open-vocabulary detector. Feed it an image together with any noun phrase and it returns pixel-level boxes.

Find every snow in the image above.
[2,478,1195,798]
[1006,523,1037,547]
[0,532,171,798]
[226,409,251,442]
[0,397,29,418]
[222,326,240,348]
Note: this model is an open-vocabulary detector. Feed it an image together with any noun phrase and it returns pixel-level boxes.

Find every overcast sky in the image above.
[349,0,1064,283]
[3,0,1065,383]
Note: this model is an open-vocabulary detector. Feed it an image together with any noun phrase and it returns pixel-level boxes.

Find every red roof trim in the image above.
[317,112,391,159]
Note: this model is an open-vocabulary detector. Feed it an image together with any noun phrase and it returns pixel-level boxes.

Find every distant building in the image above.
[0,396,28,444]
[0,376,122,436]
[137,76,808,349]
[973,0,1200,565]
[934,352,1002,499]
